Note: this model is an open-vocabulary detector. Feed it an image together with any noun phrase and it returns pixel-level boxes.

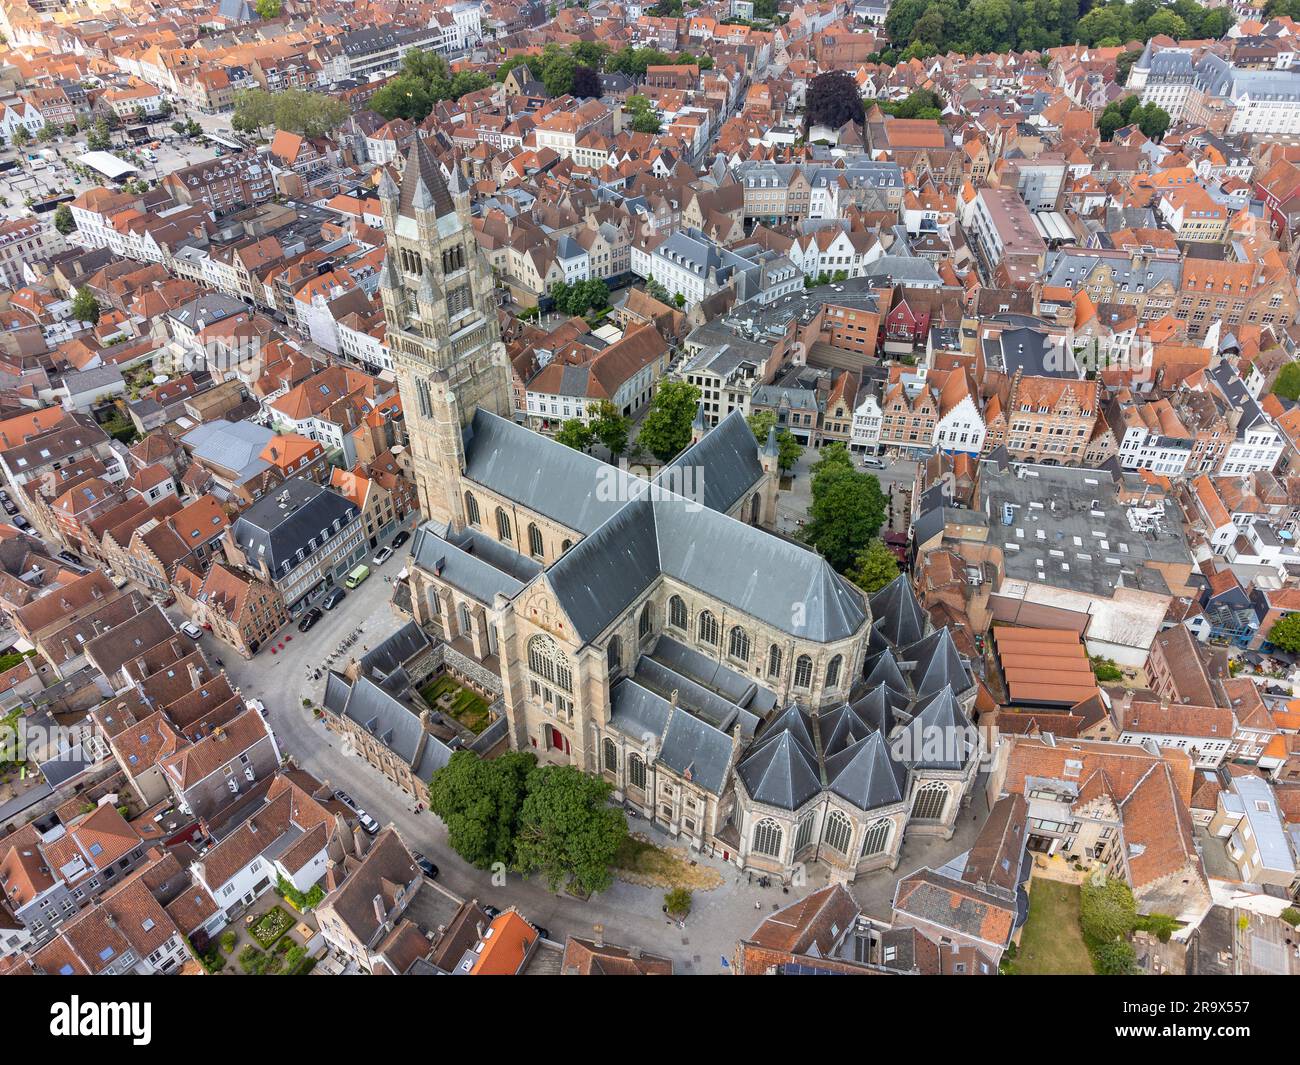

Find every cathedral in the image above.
[381,139,982,885]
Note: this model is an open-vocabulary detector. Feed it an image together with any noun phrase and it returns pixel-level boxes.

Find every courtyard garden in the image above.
[1003,879,1092,975]
[420,673,492,733]
[249,905,294,949]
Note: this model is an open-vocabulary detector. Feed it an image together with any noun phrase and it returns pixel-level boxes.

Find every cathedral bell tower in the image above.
[379,137,513,528]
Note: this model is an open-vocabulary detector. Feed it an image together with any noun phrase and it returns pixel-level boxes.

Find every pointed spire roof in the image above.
[870,574,927,647]
[737,730,821,810]
[398,136,455,219]
[864,646,909,696]
[377,167,399,202]
[763,425,779,457]
[693,401,707,432]
[825,732,908,811]
[900,627,971,699]
[898,685,975,770]
[418,268,442,305]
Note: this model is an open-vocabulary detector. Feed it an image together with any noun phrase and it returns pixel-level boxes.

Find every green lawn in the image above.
[1006,880,1093,975]
[420,674,492,733]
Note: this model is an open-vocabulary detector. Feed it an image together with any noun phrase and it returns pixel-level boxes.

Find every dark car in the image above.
[12,515,29,529]
[412,852,439,879]
[3,501,18,515]
[483,905,502,919]
[333,789,357,812]
[56,550,82,566]
[391,530,411,549]
[321,587,346,610]
[297,607,323,632]
[532,925,551,942]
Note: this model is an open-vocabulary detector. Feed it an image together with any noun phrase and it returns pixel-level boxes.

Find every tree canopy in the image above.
[1267,613,1300,653]
[805,70,865,133]
[512,764,628,895]
[426,750,536,870]
[370,51,492,122]
[70,288,101,325]
[638,379,701,461]
[847,539,901,594]
[883,0,1232,57]
[233,87,349,138]
[801,444,887,571]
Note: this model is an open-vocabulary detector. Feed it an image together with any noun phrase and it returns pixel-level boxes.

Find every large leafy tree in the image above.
[53,203,76,235]
[427,749,536,869]
[589,400,629,460]
[370,51,488,121]
[847,539,900,594]
[802,444,887,571]
[1080,876,1137,944]
[637,379,701,461]
[233,87,347,138]
[555,418,594,451]
[805,70,864,133]
[1268,613,1300,653]
[746,411,802,471]
[70,288,101,325]
[512,764,628,895]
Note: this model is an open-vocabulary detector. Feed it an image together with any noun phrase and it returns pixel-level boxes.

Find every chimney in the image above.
[187,663,205,689]
[372,894,387,929]
[352,825,369,858]
[593,923,604,948]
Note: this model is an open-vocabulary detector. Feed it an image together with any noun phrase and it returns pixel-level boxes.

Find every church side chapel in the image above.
[378,135,982,885]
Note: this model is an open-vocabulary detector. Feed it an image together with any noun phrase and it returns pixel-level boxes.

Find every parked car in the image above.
[11,515,28,529]
[56,550,82,566]
[179,622,203,639]
[356,810,380,835]
[861,455,887,470]
[532,924,551,942]
[333,789,357,812]
[297,607,323,632]
[372,546,394,566]
[322,587,346,610]
[390,530,410,549]
[412,852,439,879]
[482,904,502,919]
[2,502,17,516]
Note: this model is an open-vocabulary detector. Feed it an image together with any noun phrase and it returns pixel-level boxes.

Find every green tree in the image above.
[644,277,671,304]
[427,749,536,869]
[638,379,701,461]
[1080,876,1137,943]
[1135,101,1171,140]
[254,0,282,17]
[1093,938,1138,975]
[1280,907,1300,927]
[1267,612,1300,653]
[11,126,29,147]
[747,410,777,441]
[775,431,803,472]
[1143,9,1187,39]
[589,399,629,459]
[555,418,594,451]
[70,287,101,325]
[847,539,900,594]
[53,203,76,235]
[664,888,692,918]
[541,50,577,97]
[802,445,887,571]
[513,764,628,895]
[36,123,56,143]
